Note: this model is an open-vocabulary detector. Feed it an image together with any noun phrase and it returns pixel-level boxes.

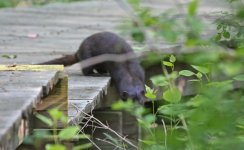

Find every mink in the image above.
[39,32,146,104]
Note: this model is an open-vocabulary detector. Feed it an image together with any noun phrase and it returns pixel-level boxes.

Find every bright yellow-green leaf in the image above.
[45,144,66,150]
[179,70,195,76]
[36,114,53,127]
[169,55,176,63]
[163,61,173,67]
[58,126,80,140]
[191,65,209,74]
[163,88,181,103]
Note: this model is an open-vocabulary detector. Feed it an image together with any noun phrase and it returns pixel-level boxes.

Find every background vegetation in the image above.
[113,0,244,149]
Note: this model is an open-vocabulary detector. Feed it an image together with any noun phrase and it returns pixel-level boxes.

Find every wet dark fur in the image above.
[39,32,146,104]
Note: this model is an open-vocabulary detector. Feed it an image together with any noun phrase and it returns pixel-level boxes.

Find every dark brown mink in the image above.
[39,32,146,104]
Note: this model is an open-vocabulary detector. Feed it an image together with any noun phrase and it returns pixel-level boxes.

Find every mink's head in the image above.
[120,85,147,105]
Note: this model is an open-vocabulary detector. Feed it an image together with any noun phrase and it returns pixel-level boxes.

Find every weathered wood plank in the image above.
[68,75,111,124]
[0,65,63,71]
[0,66,64,149]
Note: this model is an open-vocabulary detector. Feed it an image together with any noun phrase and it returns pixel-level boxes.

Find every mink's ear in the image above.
[121,91,129,101]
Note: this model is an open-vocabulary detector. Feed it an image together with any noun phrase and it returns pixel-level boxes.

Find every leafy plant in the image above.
[114,0,244,149]
[25,108,92,150]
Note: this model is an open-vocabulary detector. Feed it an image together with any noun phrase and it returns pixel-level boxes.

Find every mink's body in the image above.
[39,32,146,104]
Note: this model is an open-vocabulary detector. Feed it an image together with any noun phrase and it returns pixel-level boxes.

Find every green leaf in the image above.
[58,126,80,140]
[215,33,222,41]
[143,114,156,124]
[145,92,156,99]
[112,100,134,110]
[103,133,119,145]
[45,144,66,150]
[73,143,93,150]
[158,104,187,116]
[179,70,195,76]
[191,65,209,74]
[223,31,230,39]
[163,61,173,67]
[145,85,156,99]
[48,108,63,121]
[188,0,198,16]
[151,75,169,87]
[169,55,176,63]
[217,24,222,30]
[163,88,181,103]
[139,140,156,145]
[196,72,203,79]
[1,54,17,59]
[234,74,244,81]
[131,28,145,43]
[36,114,53,127]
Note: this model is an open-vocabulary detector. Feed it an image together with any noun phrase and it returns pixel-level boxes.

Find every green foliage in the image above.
[27,108,91,150]
[214,0,244,48]
[116,1,244,149]
[234,74,244,81]
[0,0,17,8]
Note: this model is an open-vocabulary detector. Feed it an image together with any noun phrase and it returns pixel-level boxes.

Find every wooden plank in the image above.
[33,72,68,129]
[0,65,63,71]
[0,66,64,149]
[68,75,111,124]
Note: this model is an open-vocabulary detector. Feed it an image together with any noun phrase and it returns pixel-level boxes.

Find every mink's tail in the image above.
[38,54,79,66]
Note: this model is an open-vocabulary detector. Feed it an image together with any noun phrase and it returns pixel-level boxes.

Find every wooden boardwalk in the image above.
[0,0,229,149]
[0,65,64,149]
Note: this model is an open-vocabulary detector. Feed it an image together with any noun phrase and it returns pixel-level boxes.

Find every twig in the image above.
[70,103,138,149]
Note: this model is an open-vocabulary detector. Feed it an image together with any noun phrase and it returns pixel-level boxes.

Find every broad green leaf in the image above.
[215,33,222,41]
[45,144,66,150]
[112,100,134,110]
[179,70,195,76]
[48,108,63,121]
[223,31,230,39]
[145,92,156,99]
[58,126,80,140]
[131,28,145,43]
[196,72,203,79]
[151,75,169,87]
[134,107,146,117]
[188,0,198,16]
[169,55,176,63]
[163,88,181,103]
[73,143,93,150]
[145,85,156,99]
[158,104,187,116]
[143,114,156,124]
[163,61,173,67]
[234,74,244,81]
[36,114,53,127]
[191,65,209,74]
